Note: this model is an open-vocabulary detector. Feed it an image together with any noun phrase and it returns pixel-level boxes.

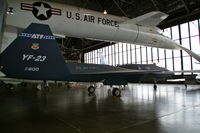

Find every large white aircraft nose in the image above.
[162,37,181,50]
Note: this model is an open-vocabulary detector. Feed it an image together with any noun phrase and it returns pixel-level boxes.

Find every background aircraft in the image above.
[0,23,174,96]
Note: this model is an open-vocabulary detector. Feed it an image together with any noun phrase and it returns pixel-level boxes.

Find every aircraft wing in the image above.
[121,11,168,27]
[76,69,173,75]
[0,77,44,84]
[72,68,174,85]
[173,70,200,73]
[0,77,66,84]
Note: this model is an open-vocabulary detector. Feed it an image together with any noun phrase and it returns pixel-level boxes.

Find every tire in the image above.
[88,86,95,94]
[112,88,121,97]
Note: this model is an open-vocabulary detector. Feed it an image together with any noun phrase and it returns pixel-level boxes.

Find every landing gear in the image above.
[0,81,15,91]
[36,84,42,91]
[44,80,49,92]
[185,83,187,89]
[112,88,121,97]
[37,81,49,94]
[109,85,124,97]
[153,84,157,91]
[88,86,96,94]
[87,83,123,97]
[153,81,157,91]
[6,83,15,90]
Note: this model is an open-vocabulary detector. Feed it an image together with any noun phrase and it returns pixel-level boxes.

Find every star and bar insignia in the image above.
[21,2,61,21]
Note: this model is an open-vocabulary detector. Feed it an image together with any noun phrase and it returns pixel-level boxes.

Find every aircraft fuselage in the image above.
[5,0,180,49]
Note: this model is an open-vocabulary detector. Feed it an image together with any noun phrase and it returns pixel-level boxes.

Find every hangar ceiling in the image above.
[48,0,200,61]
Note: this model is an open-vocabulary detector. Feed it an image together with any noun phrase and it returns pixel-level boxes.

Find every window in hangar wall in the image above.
[84,19,200,75]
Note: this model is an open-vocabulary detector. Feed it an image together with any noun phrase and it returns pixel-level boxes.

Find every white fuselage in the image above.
[5,0,180,49]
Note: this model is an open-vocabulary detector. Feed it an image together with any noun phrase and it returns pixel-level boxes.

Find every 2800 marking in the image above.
[25,67,39,72]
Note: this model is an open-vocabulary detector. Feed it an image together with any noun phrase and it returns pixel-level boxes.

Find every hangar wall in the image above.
[85,19,200,75]
[0,0,7,51]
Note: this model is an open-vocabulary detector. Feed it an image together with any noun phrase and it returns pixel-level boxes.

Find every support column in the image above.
[0,0,7,52]
[80,51,84,63]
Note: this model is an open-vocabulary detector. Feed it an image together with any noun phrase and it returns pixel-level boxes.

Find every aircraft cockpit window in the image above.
[7,7,13,14]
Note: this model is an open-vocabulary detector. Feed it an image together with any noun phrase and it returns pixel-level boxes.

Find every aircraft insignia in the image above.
[21,2,61,20]
[31,43,40,50]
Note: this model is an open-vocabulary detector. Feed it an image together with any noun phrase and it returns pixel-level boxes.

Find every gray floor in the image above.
[0,83,200,133]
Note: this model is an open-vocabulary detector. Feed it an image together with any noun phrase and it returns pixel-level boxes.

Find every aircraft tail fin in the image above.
[121,11,168,27]
[0,23,69,80]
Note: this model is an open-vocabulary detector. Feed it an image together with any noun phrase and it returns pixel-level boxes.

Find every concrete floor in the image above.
[0,83,200,133]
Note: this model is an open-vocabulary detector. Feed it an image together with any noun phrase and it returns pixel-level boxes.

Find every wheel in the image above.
[88,86,95,94]
[112,88,121,97]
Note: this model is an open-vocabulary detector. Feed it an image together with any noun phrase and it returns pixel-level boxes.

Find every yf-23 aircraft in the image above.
[0,23,174,97]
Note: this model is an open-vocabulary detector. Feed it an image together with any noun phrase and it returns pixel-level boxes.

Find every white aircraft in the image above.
[3,0,179,50]
[2,0,200,62]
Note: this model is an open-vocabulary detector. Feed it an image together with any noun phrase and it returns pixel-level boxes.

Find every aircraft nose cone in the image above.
[169,40,181,50]
[162,37,181,50]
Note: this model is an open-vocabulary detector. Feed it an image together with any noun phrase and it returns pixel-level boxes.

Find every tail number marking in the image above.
[22,54,47,62]
[25,67,39,72]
